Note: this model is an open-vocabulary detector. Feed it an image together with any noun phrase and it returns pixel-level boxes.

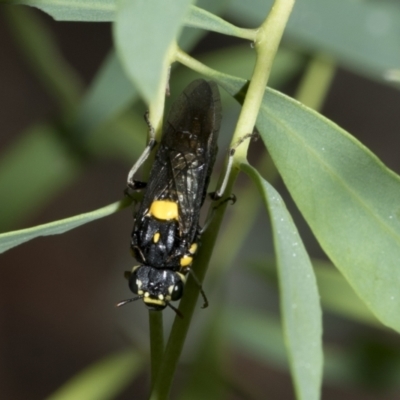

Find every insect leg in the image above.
[186,268,209,309]
[166,302,183,318]
[200,194,236,234]
[126,111,157,191]
[210,132,258,200]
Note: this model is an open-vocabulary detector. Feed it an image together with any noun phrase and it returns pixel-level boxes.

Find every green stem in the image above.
[149,311,164,387]
[295,54,336,110]
[231,0,295,162]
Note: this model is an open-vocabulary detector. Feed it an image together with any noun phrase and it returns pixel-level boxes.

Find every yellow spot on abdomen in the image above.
[148,200,179,221]
[189,243,198,254]
[153,232,161,243]
[180,255,193,267]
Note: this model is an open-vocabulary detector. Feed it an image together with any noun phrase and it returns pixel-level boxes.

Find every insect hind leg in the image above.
[200,194,236,234]
[126,112,157,193]
[210,132,258,200]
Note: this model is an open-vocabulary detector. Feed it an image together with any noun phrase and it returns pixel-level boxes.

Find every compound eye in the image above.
[128,270,141,294]
[170,280,184,301]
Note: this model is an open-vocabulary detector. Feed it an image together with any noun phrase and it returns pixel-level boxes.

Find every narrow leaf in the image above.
[0,198,130,254]
[312,260,381,327]
[186,6,253,39]
[255,88,400,333]
[13,0,115,22]
[242,163,323,400]
[113,0,192,104]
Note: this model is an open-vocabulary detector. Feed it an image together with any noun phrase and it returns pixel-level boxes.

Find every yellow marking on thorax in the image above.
[148,200,179,221]
[153,232,161,243]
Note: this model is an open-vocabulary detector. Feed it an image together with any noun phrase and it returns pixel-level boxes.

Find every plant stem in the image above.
[149,311,164,387]
[231,0,295,162]
[295,54,336,110]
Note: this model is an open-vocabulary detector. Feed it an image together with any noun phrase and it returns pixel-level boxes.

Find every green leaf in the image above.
[65,2,228,135]
[13,0,116,22]
[8,0,225,24]
[113,0,192,105]
[45,350,143,400]
[186,6,253,39]
[74,0,228,135]
[0,124,81,231]
[207,68,400,333]
[254,89,400,333]
[242,163,322,400]
[313,260,382,327]
[228,0,400,83]
[0,198,130,254]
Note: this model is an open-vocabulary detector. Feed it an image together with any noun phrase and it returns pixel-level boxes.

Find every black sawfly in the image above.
[118,79,221,315]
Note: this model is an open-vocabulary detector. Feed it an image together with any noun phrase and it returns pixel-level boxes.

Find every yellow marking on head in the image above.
[180,256,193,267]
[148,200,178,221]
[158,294,164,300]
[189,243,198,254]
[144,297,166,306]
[153,232,161,243]
[138,290,144,295]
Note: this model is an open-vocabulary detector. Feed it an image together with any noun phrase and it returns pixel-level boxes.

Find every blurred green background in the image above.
[1,1,400,399]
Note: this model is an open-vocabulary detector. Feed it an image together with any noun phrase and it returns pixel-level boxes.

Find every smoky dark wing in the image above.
[164,79,221,140]
[169,150,203,236]
[135,147,200,238]
[164,80,221,235]
[137,80,221,239]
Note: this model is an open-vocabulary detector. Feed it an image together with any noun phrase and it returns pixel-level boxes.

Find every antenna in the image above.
[116,296,142,307]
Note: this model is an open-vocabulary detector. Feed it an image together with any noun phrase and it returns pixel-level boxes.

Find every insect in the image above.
[118,79,222,314]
